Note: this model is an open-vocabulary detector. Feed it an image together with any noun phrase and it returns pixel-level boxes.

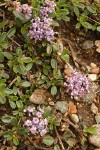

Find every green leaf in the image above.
[10,117,18,126]
[74,6,79,17]
[3,130,13,138]
[43,106,51,118]
[0,20,9,29]
[13,137,19,146]
[76,23,81,29]
[0,52,4,62]
[13,11,25,21]
[0,32,7,43]
[9,101,16,109]
[52,43,59,52]
[7,27,16,38]
[47,44,52,54]
[16,47,22,56]
[17,128,27,136]
[3,88,13,94]
[82,22,92,29]
[51,59,57,70]
[17,76,21,83]
[4,52,13,60]
[83,126,96,135]
[54,145,60,150]
[0,96,6,104]
[20,57,32,63]
[26,63,33,71]
[86,6,96,14]
[74,3,85,10]
[52,20,59,26]
[61,49,69,62]
[1,115,12,124]
[51,85,57,95]
[61,16,70,22]
[20,81,31,87]
[16,101,23,109]
[43,135,55,146]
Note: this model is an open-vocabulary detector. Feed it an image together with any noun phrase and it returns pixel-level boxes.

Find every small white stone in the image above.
[49,101,55,106]
[88,74,97,81]
[95,115,100,124]
[70,114,79,123]
[90,63,97,68]
[91,103,98,114]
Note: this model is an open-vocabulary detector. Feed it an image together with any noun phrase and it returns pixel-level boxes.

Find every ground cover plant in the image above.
[0,0,100,149]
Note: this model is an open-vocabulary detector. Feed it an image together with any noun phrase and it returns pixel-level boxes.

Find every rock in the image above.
[30,89,52,104]
[90,63,97,68]
[90,63,100,74]
[49,101,55,106]
[95,40,100,53]
[91,68,100,74]
[64,68,73,77]
[88,74,97,81]
[89,124,100,148]
[91,103,98,114]
[67,138,77,146]
[82,82,98,103]
[94,0,100,4]
[83,40,94,49]
[70,114,79,123]
[55,101,69,114]
[95,115,100,124]
[75,82,98,103]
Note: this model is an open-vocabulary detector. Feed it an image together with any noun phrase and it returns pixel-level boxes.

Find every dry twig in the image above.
[28,137,50,150]
[62,117,83,140]
[55,126,65,150]
[0,3,7,7]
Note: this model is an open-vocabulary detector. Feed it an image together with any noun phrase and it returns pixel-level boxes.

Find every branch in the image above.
[28,137,50,150]
[55,126,65,150]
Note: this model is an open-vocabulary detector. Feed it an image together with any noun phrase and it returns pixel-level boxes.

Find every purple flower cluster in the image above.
[29,0,56,42]
[12,2,32,20]
[64,69,89,98]
[40,0,56,17]
[24,106,48,136]
[29,17,55,42]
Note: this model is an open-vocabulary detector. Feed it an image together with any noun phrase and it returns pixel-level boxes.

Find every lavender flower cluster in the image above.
[12,2,32,20]
[24,106,48,136]
[29,17,55,42]
[40,0,56,17]
[64,69,89,98]
[29,0,56,42]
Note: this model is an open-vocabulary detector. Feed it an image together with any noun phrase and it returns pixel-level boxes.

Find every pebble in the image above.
[83,40,94,49]
[89,124,100,148]
[91,103,98,114]
[91,68,100,74]
[49,101,55,106]
[90,63,100,74]
[95,115,100,124]
[67,138,77,146]
[75,82,98,103]
[29,89,52,104]
[94,0,100,4]
[55,101,69,114]
[90,63,97,68]
[88,74,97,81]
[95,40,100,53]
[70,114,79,123]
